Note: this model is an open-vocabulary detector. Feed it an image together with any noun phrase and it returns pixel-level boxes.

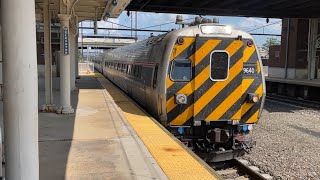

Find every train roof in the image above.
[166,23,254,40]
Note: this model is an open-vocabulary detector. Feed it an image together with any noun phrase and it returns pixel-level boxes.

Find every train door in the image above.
[193,37,244,122]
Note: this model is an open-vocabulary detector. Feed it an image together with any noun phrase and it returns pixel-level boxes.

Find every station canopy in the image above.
[35,0,132,23]
[126,0,320,18]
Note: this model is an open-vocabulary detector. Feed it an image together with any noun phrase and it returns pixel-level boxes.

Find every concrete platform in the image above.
[38,76,167,180]
[38,74,221,180]
[266,77,320,87]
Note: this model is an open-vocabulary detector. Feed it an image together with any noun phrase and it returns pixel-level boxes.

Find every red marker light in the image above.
[177,38,184,45]
[247,40,254,47]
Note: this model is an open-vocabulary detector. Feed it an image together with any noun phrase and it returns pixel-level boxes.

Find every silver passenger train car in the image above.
[94,22,266,162]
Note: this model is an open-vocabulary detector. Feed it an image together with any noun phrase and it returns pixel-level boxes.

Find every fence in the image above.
[78,62,95,75]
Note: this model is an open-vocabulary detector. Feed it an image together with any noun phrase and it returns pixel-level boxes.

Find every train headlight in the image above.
[247,93,259,103]
[176,94,187,104]
[201,25,232,35]
[177,37,185,45]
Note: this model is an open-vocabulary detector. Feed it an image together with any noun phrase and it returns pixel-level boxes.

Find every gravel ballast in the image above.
[243,99,320,180]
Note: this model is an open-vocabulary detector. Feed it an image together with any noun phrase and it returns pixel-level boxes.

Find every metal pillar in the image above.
[57,14,74,114]
[56,50,60,77]
[307,19,319,80]
[81,22,84,57]
[70,30,76,91]
[135,11,138,41]
[284,19,290,79]
[42,0,55,111]
[1,0,39,179]
[0,15,3,101]
[75,33,80,79]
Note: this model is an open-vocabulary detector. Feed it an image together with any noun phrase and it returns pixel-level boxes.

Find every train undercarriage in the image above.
[168,121,255,162]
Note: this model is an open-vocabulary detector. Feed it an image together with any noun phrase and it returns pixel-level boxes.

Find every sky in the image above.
[79,11,282,48]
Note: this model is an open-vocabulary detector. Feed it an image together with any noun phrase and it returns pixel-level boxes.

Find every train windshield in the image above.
[170,60,192,81]
[210,51,230,81]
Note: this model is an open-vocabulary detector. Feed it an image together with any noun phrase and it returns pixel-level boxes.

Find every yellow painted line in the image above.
[170,104,194,126]
[206,79,254,120]
[246,110,260,124]
[167,40,244,115]
[79,72,96,76]
[231,84,263,120]
[194,59,243,116]
[194,66,210,90]
[243,45,255,62]
[225,40,244,57]
[167,81,194,113]
[166,75,174,89]
[256,60,261,74]
[170,37,195,61]
[94,73,105,78]
[190,39,222,66]
[98,77,220,180]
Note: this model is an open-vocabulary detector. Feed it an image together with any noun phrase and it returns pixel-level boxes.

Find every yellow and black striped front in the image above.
[166,36,263,126]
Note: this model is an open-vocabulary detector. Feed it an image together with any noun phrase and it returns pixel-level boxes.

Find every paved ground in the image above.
[244,99,320,180]
[38,76,166,180]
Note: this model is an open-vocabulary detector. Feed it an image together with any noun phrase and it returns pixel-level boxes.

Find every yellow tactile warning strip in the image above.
[79,72,96,76]
[97,77,221,180]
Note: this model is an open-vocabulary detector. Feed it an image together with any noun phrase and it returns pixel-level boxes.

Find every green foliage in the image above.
[78,50,82,62]
[262,37,281,55]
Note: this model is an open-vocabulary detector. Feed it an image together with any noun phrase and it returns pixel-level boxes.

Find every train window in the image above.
[210,51,230,81]
[131,65,135,75]
[134,65,138,77]
[138,66,142,78]
[170,60,192,81]
[153,65,158,88]
[133,65,142,78]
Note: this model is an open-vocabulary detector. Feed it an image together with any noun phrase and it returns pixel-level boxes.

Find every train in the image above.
[94,19,266,162]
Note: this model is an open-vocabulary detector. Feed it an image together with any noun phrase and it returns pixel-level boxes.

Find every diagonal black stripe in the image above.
[219,48,262,120]
[166,38,246,125]
[246,51,259,64]
[166,38,233,96]
[194,46,244,101]
[183,117,194,126]
[174,37,197,60]
[221,77,262,120]
[239,102,261,124]
[194,38,234,77]
[167,93,194,122]
[218,47,261,119]
[194,69,243,121]
[166,38,238,124]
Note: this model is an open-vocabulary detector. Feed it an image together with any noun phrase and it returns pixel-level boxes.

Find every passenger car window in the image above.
[210,51,229,81]
[170,60,192,81]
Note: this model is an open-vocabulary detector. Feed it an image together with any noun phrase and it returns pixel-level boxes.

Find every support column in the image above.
[0,14,3,101]
[57,14,74,114]
[1,0,39,179]
[70,30,76,91]
[75,33,80,79]
[307,19,319,80]
[42,0,55,111]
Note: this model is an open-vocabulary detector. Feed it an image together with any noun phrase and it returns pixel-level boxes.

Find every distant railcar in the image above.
[94,23,265,162]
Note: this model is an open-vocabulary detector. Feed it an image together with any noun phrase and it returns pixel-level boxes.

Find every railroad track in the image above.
[266,94,320,109]
[210,159,272,180]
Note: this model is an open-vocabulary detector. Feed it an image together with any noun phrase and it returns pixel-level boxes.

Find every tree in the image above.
[262,37,280,57]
